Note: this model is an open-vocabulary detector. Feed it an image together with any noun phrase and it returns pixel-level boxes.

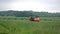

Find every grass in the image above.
[0,16,60,34]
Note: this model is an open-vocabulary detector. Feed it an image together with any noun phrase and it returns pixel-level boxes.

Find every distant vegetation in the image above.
[0,10,60,17]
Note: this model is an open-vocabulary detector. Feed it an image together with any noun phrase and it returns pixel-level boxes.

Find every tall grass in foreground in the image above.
[0,17,60,34]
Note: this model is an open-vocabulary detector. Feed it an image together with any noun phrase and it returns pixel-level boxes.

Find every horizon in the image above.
[0,10,60,13]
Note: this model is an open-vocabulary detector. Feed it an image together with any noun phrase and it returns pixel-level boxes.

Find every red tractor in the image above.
[29,16,40,22]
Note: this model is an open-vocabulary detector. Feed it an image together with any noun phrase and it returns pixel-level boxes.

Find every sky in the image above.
[0,0,60,13]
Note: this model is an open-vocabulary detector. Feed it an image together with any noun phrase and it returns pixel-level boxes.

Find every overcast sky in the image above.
[0,0,60,13]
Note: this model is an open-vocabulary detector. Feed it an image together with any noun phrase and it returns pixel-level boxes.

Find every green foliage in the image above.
[0,10,60,17]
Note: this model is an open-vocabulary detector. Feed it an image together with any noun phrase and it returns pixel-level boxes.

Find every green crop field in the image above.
[0,16,60,34]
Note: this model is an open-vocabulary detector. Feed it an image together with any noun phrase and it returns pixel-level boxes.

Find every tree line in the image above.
[0,10,60,17]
